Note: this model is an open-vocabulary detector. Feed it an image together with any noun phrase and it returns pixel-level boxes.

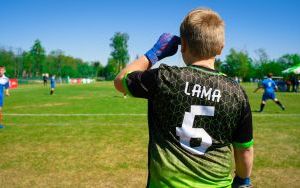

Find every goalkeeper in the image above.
[115,8,253,188]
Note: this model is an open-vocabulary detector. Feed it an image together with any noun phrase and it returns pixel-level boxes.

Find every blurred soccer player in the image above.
[0,66,10,128]
[254,73,285,112]
[50,74,56,95]
[115,8,253,188]
[42,73,48,86]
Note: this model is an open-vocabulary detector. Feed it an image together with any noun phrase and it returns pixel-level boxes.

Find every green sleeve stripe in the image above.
[233,139,254,148]
[122,72,133,97]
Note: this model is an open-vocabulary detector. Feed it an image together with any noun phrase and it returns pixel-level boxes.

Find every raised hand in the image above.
[145,33,181,65]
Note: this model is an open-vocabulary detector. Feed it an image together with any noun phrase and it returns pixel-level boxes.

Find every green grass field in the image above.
[0,82,299,187]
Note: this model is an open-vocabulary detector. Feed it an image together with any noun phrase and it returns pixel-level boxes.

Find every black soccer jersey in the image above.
[123,64,253,188]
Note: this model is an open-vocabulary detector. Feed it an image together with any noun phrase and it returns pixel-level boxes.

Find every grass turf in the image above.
[0,82,299,187]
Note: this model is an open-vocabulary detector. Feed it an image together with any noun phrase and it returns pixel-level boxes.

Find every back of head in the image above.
[180,8,225,60]
[267,73,273,78]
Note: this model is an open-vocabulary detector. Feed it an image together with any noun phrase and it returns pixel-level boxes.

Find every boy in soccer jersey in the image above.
[0,66,10,128]
[50,75,56,95]
[115,8,253,188]
[254,73,285,112]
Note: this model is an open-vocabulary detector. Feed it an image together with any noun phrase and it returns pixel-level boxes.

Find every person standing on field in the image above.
[50,74,56,95]
[115,8,253,188]
[0,66,10,129]
[42,73,48,86]
[291,75,299,92]
[254,73,285,112]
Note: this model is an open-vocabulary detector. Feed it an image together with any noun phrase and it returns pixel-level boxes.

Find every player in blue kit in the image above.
[50,75,56,95]
[0,66,10,128]
[254,73,285,112]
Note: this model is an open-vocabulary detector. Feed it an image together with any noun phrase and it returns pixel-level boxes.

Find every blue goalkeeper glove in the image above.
[232,176,252,188]
[145,33,181,65]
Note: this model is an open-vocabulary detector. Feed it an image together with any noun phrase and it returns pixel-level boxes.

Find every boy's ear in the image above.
[217,45,224,55]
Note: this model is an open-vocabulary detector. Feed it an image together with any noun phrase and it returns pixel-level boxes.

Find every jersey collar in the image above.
[188,65,226,76]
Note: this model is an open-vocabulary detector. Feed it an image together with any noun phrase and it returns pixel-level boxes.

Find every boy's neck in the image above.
[190,57,215,70]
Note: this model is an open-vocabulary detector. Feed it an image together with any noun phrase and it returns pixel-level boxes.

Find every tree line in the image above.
[0,32,129,80]
[0,32,299,81]
[0,40,97,79]
[216,49,300,81]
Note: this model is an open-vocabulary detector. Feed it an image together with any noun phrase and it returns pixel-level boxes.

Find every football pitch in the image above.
[0,82,299,187]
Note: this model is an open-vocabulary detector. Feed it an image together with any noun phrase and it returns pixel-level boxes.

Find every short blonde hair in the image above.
[180,8,225,59]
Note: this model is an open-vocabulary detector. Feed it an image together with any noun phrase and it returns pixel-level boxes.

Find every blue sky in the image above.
[0,0,299,66]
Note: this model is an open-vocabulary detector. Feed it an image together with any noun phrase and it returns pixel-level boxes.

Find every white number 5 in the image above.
[176,105,214,155]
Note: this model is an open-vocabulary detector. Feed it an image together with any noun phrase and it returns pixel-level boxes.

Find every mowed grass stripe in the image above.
[3,113,147,116]
[3,113,300,117]
[7,123,147,126]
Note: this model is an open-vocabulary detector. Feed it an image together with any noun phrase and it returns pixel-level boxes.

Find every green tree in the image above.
[0,48,15,77]
[222,49,252,80]
[22,51,32,77]
[61,55,80,77]
[0,44,116,79]
[277,54,300,68]
[214,58,223,71]
[48,50,64,76]
[259,61,285,77]
[93,61,104,77]
[104,58,118,80]
[109,32,130,73]
[252,50,298,78]
[14,48,24,78]
[30,39,46,77]
[61,65,77,77]
[254,49,269,65]
[253,48,269,78]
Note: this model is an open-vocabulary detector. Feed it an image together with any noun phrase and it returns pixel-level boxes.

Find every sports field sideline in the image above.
[0,82,299,187]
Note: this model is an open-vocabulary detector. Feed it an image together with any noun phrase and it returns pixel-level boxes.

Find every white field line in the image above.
[2,113,300,117]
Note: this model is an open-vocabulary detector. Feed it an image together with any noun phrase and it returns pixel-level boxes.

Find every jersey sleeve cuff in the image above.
[233,139,254,148]
[122,72,133,97]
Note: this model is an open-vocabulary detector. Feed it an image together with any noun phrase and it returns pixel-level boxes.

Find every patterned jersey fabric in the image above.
[124,64,253,188]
